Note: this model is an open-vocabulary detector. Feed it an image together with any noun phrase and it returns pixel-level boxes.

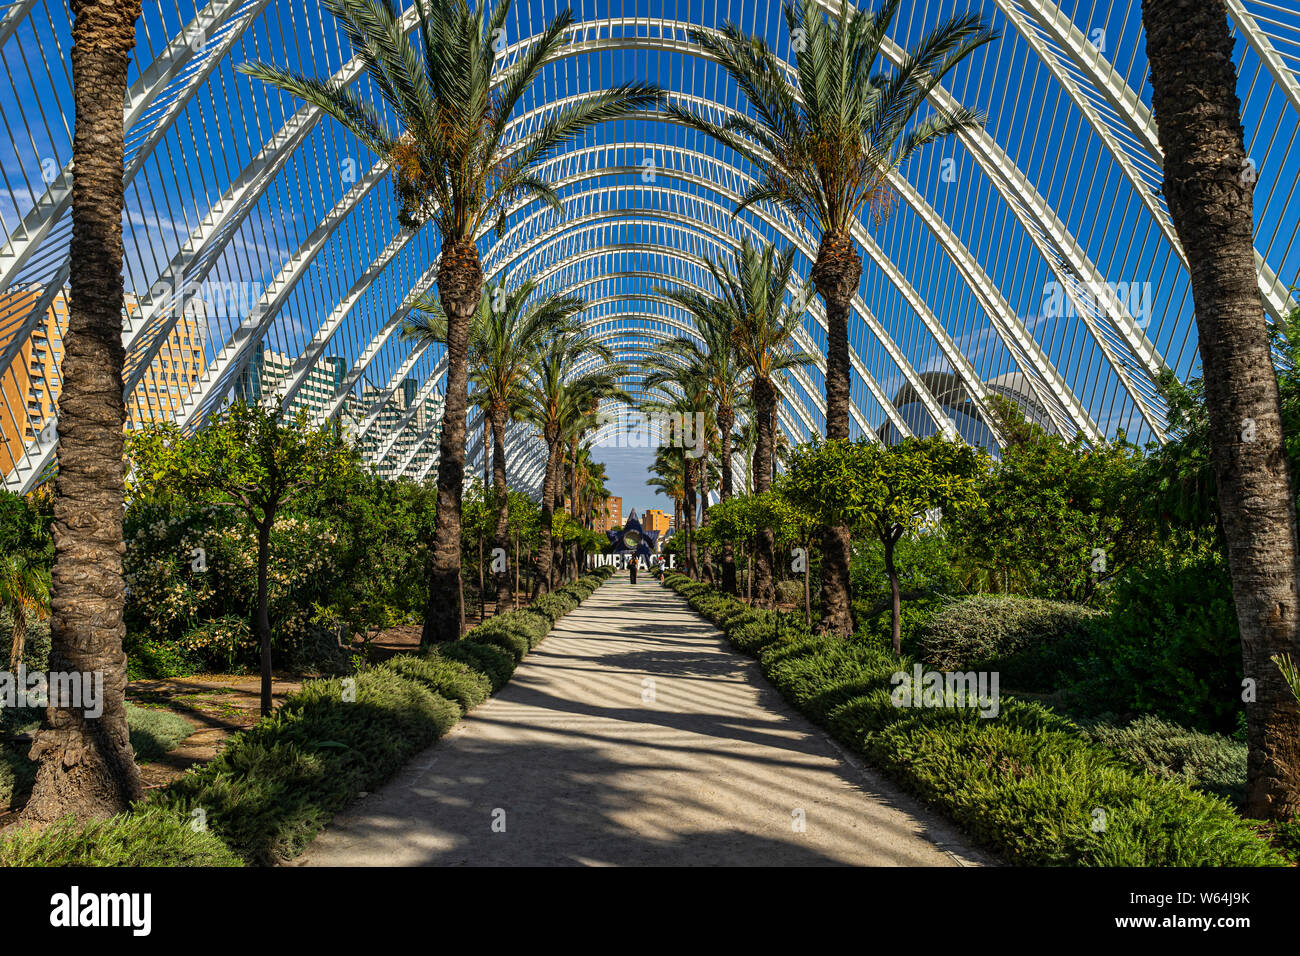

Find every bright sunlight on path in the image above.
[296,577,985,867]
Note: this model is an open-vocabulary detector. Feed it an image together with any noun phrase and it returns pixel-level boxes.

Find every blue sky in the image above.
[1,0,1299,489]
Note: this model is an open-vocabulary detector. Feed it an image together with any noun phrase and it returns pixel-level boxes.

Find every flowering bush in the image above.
[124,503,339,672]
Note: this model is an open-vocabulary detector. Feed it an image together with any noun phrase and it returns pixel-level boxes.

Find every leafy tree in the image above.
[0,490,53,672]
[318,472,437,652]
[128,404,351,715]
[242,0,659,646]
[951,411,1153,605]
[783,436,987,654]
[671,0,995,634]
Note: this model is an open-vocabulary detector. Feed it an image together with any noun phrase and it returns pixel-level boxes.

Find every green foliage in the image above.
[917,593,1101,692]
[781,436,988,541]
[949,418,1153,604]
[159,666,461,865]
[384,655,492,714]
[1064,543,1242,733]
[1082,716,1246,806]
[663,573,1283,866]
[0,805,243,867]
[2,569,610,865]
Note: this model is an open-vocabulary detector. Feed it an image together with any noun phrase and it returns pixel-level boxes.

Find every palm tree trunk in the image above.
[568,436,580,583]
[490,405,511,611]
[752,378,777,609]
[699,448,714,585]
[718,408,737,594]
[1144,0,1300,820]
[24,0,144,825]
[552,450,565,587]
[534,436,561,598]
[811,229,860,636]
[683,456,698,579]
[8,608,27,677]
[421,240,482,647]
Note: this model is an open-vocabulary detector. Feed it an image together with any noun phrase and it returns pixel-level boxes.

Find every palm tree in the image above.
[1143,0,1300,818]
[656,281,750,594]
[242,0,658,644]
[518,333,628,594]
[642,367,714,580]
[1,552,49,675]
[647,447,687,544]
[402,279,583,611]
[23,0,146,825]
[671,0,995,632]
[664,238,813,602]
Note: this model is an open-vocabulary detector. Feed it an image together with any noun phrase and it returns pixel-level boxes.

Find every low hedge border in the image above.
[661,572,1285,867]
[0,567,614,867]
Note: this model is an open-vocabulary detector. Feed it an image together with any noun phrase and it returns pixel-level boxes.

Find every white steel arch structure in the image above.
[2,0,1298,496]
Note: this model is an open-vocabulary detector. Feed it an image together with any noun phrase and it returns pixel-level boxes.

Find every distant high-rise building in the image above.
[593,495,622,532]
[235,348,350,425]
[0,286,205,473]
[643,508,671,535]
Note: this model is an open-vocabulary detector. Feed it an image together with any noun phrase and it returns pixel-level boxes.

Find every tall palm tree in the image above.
[23,0,146,825]
[642,368,714,580]
[657,281,750,594]
[1143,0,1300,819]
[671,0,995,632]
[242,0,657,644]
[518,333,628,594]
[402,279,583,610]
[1,552,49,677]
[665,238,813,603]
[647,446,686,543]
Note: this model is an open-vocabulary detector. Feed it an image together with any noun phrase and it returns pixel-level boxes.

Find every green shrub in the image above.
[385,654,492,714]
[0,805,243,866]
[440,640,517,692]
[853,594,943,657]
[774,579,804,606]
[160,668,461,864]
[671,575,1284,867]
[1065,548,1242,733]
[917,593,1100,691]
[125,632,203,680]
[1082,715,1246,805]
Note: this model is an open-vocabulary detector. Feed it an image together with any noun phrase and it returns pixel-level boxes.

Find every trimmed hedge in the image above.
[661,572,1284,867]
[1081,715,1247,806]
[0,804,243,867]
[917,593,1100,692]
[0,566,614,866]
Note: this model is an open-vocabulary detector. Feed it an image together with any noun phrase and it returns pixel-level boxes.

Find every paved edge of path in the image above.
[667,586,995,868]
[293,578,997,867]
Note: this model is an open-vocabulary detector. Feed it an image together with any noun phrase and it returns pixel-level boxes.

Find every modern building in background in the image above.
[0,287,205,473]
[235,348,347,422]
[592,494,622,532]
[877,369,1063,449]
[643,508,671,535]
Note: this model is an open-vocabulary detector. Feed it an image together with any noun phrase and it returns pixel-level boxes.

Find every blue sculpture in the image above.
[607,509,659,562]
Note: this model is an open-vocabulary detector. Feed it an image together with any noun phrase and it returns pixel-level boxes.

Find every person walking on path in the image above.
[629,556,639,585]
